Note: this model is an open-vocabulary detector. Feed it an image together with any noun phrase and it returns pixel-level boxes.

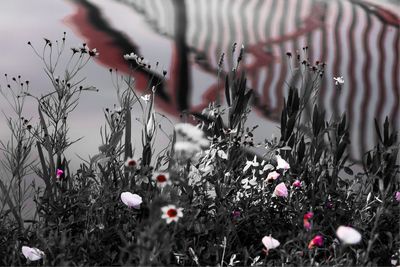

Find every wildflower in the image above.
[56,169,63,179]
[161,204,183,224]
[88,48,99,57]
[303,212,314,230]
[124,157,137,168]
[276,155,290,170]
[273,182,288,197]
[241,177,257,190]
[266,171,280,183]
[395,191,400,202]
[141,94,151,102]
[243,155,259,172]
[22,246,44,261]
[333,76,344,85]
[308,235,324,249]
[262,235,280,254]
[336,226,361,245]
[292,180,301,188]
[120,192,142,209]
[153,172,171,188]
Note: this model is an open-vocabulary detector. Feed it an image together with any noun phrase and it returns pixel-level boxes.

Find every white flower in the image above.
[22,246,45,261]
[243,155,259,172]
[120,192,143,209]
[262,235,280,251]
[114,106,123,113]
[141,94,151,102]
[241,177,257,189]
[336,226,362,245]
[161,204,184,224]
[124,157,137,168]
[333,76,344,85]
[153,172,171,188]
[276,155,290,170]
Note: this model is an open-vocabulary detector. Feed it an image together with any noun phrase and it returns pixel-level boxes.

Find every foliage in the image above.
[0,37,399,266]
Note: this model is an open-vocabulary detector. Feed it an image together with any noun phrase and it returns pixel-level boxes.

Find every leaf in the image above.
[374,118,382,143]
[225,75,231,106]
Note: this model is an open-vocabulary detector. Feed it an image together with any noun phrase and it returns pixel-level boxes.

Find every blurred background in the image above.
[0,0,399,167]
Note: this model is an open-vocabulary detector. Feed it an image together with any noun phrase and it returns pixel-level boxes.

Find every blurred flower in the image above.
[336,226,361,245]
[114,106,123,113]
[276,155,290,170]
[395,191,400,202]
[56,169,63,179]
[244,155,259,172]
[292,180,301,188]
[22,246,44,261]
[120,192,142,209]
[124,157,137,168]
[262,235,280,253]
[174,141,202,159]
[303,212,314,230]
[273,182,288,197]
[141,94,151,102]
[161,205,183,224]
[308,235,324,249]
[88,48,99,57]
[175,123,204,142]
[266,171,280,183]
[334,76,344,85]
[153,172,171,188]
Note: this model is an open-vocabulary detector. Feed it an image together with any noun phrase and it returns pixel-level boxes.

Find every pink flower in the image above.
[56,169,63,179]
[120,192,142,209]
[273,182,288,198]
[276,155,290,170]
[308,235,324,249]
[266,171,280,183]
[22,246,45,261]
[395,192,400,202]
[336,226,362,245]
[292,180,301,188]
[303,212,314,230]
[262,235,280,253]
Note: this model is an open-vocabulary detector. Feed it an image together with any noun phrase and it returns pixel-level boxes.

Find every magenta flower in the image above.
[292,180,301,188]
[308,235,324,249]
[395,192,400,202]
[303,212,314,230]
[273,182,288,198]
[56,169,63,179]
[266,171,280,183]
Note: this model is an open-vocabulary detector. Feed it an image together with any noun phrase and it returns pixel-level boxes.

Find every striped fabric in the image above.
[116,0,399,160]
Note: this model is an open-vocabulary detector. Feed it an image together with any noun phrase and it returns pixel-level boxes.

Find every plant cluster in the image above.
[0,36,399,266]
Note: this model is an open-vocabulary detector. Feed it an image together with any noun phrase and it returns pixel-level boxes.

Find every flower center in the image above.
[167,208,177,218]
[127,160,136,167]
[156,174,167,183]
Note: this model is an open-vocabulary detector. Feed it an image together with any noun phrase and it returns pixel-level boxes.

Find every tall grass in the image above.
[0,36,399,266]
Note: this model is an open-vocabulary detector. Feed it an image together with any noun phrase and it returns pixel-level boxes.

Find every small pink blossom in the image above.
[395,191,400,202]
[262,235,280,253]
[120,192,142,209]
[266,171,280,183]
[308,235,324,249]
[292,180,301,188]
[273,182,288,198]
[56,169,63,179]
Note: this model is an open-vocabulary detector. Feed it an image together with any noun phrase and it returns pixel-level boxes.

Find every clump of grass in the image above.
[0,37,399,266]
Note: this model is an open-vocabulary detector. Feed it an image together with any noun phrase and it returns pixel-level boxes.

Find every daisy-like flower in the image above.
[262,235,280,254]
[395,191,400,202]
[161,204,183,224]
[336,226,362,245]
[333,76,344,85]
[292,180,301,188]
[141,94,151,102]
[56,169,63,179]
[273,182,288,198]
[308,235,324,249]
[303,212,314,230]
[276,155,290,170]
[266,171,280,183]
[243,155,259,172]
[124,157,137,168]
[120,192,142,209]
[22,246,45,261]
[153,172,171,188]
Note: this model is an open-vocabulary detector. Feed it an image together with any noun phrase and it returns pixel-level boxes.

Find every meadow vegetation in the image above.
[0,35,399,266]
